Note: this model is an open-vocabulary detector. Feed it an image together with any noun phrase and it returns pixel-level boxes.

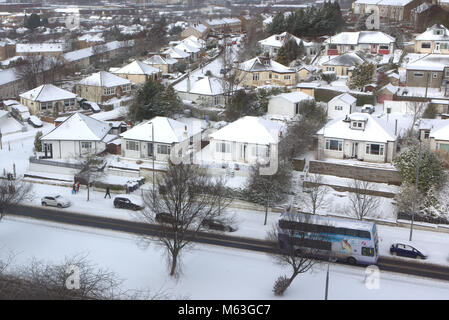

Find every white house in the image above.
[419,118,449,152]
[209,116,284,165]
[327,93,357,119]
[267,91,314,118]
[173,76,231,107]
[316,113,399,163]
[324,31,396,55]
[258,32,318,57]
[40,112,114,159]
[119,116,203,162]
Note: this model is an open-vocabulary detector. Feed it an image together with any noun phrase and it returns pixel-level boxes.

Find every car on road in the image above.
[113,195,144,211]
[155,212,176,224]
[361,104,375,114]
[201,218,237,232]
[390,243,428,259]
[41,195,71,208]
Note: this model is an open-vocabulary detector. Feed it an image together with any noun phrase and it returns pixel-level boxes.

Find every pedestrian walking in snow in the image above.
[104,186,111,199]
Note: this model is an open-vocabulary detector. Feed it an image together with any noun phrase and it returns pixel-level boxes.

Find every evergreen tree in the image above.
[267,12,285,35]
[284,38,300,62]
[276,46,290,67]
[348,62,376,91]
[34,131,43,152]
[128,80,180,123]
[25,13,41,29]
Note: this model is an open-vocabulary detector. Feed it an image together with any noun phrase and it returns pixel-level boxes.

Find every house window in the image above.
[366,143,384,156]
[126,140,139,151]
[335,106,343,111]
[424,130,430,139]
[157,144,171,155]
[326,67,335,71]
[325,139,343,151]
[414,72,424,77]
[284,75,291,80]
[64,99,71,107]
[81,142,92,149]
[103,87,115,95]
[445,69,449,78]
[421,42,431,49]
[379,45,389,50]
[253,73,259,81]
[352,121,363,128]
[252,145,267,157]
[216,142,230,153]
[295,103,300,114]
[329,44,337,49]
[214,96,219,105]
[442,43,449,50]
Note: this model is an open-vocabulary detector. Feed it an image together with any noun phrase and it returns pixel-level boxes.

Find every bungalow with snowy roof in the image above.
[419,118,449,152]
[414,24,449,54]
[162,46,191,64]
[208,116,284,165]
[143,54,178,74]
[353,0,421,22]
[316,113,399,163]
[119,116,202,163]
[405,54,449,88]
[202,18,242,35]
[267,91,314,118]
[235,56,297,87]
[19,84,77,115]
[39,112,115,159]
[181,23,210,40]
[173,42,201,62]
[16,43,65,57]
[327,93,357,120]
[320,52,371,83]
[324,31,395,55]
[173,76,235,108]
[112,60,162,84]
[75,71,132,105]
[258,32,318,58]
[295,64,317,81]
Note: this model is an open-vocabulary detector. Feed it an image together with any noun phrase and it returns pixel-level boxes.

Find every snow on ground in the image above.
[0,121,54,175]
[1,217,449,299]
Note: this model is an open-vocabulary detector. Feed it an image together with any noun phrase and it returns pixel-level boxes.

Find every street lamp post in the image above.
[151,122,155,204]
[409,139,422,242]
[325,262,330,300]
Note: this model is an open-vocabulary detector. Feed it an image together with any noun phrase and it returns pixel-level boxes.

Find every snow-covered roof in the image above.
[238,57,294,73]
[406,54,449,71]
[19,84,77,102]
[163,46,191,59]
[317,112,398,143]
[354,0,414,6]
[191,23,208,33]
[258,32,313,49]
[78,71,131,87]
[329,93,356,105]
[204,18,241,26]
[321,52,364,67]
[41,112,111,141]
[113,60,161,76]
[324,31,395,45]
[16,43,64,53]
[174,42,200,54]
[210,116,284,145]
[144,55,177,66]
[380,83,399,94]
[63,40,133,62]
[415,24,449,41]
[174,76,226,96]
[120,116,201,143]
[272,91,314,103]
[78,33,104,43]
[423,119,449,140]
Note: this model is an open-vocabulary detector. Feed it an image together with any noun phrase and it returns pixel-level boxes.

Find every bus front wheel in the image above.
[347,257,356,265]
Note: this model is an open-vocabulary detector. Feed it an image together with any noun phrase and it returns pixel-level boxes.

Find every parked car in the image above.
[201,218,236,232]
[155,212,176,224]
[28,115,43,128]
[361,104,375,114]
[390,243,428,259]
[41,195,71,208]
[113,195,144,211]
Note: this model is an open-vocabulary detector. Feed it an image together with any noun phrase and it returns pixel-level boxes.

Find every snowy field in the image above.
[1,217,449,300]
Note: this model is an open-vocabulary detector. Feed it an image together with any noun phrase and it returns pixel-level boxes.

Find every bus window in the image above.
[362,247,374,256]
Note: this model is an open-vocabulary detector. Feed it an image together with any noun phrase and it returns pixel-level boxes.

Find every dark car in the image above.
[390,243,427,259]
[201,219,236,232]
[113,196,144,211]
[155,212,176,224]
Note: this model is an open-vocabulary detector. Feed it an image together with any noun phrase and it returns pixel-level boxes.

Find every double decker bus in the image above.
[277,211,379,265]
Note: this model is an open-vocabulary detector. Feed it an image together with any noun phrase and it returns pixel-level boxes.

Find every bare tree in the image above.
[140,162,233,277]
[267,210,325,296]
[300,173,329,215]
[75,157,106,201]
[0,177,33,222]
[347,179,380,220]
[15,55,46,90]
[406,100,426,135]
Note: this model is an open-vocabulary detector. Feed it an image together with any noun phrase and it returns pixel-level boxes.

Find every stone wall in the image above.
[308,160,402,185]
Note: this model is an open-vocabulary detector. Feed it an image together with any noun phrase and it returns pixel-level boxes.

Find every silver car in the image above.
[41,195,71,208]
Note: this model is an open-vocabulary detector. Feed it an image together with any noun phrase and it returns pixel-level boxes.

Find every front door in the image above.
[436,43,441,52]
[241,144,247,162]
[351,142,358,158]
[148,142,153,157]
[44,143,53,159]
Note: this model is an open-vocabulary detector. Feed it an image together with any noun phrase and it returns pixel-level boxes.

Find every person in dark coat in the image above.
[104,186,111,199]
